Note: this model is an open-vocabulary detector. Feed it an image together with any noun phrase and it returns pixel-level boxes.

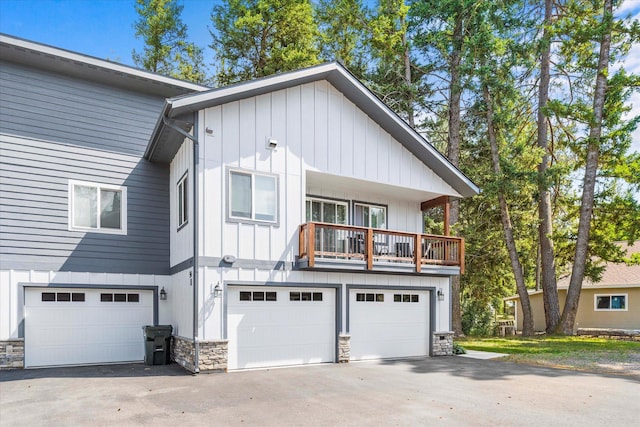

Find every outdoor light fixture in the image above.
[213,284,222,298]
[266,137,278,150]
[160,287,167,301]
[437,288,445,301]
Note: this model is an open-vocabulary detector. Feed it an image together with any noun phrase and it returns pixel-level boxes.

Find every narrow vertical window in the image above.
[177,172,188,228]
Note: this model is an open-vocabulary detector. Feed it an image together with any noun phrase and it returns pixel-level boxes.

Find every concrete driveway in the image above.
[1,357,638,426]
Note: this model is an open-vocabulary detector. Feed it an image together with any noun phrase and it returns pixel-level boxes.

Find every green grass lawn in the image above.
[456,336,640,376]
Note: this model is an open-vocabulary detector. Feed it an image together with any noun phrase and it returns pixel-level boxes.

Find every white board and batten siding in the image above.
[198,80,460,263]
[169,138,194,267]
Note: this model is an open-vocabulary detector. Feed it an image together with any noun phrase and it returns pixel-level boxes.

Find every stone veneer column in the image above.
[197,340,228,372]
[338,334,351,362]
[432,331,454,356]
[0,339,24,369]
[171,336,197,373]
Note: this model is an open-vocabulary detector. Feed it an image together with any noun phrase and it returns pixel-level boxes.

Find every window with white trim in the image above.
[594,294,627,311]
[228,170,278,223]
[306,197,348,225]
[69,180,127,234]
[177,172,188,228]
[354,202,387,229]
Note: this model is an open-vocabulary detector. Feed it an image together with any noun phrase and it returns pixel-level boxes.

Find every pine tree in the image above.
[132,0,206,83]
[210,0,320,85]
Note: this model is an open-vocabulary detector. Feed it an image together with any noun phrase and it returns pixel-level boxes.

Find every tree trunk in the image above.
[402,17,415,129]
[484,85,534,336]
[556,0,612,335]
[448,11,463,336]
[537,0,561,333]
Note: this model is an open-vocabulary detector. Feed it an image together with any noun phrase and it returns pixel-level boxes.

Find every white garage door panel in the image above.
[25,288,153,367]
[350,289,429,360]
[228,287,335,370]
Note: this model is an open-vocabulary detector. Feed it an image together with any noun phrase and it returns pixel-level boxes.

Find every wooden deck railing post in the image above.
[299,224,304,258]
[414,234,422,273]
[366,228,373,270]
[459,238,465,274]
[308,222,316,268]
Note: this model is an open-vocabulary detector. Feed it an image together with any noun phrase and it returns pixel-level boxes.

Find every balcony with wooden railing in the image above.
[297,222,464,275]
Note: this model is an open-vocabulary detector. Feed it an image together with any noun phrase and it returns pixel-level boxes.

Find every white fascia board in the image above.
[0,34,209,92]
[169,62,337,113]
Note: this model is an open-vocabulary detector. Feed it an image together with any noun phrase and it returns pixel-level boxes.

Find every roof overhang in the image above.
[0,33,210,97]
[145,62,479,198]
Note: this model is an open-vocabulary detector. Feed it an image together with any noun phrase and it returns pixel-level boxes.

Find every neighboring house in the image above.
[0,34,479,372]
[505,242,640,333]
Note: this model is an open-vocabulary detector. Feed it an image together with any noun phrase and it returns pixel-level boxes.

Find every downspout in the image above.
[161,114,200,373]
[192,112,199,374]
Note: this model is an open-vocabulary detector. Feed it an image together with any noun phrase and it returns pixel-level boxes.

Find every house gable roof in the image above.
[505,241,640,301]
[0,33,210,97]
[145,62,480,199]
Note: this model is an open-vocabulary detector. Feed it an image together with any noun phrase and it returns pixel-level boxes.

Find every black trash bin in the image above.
[143,325,173,365]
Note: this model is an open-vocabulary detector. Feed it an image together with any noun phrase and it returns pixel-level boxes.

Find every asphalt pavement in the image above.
[1,356,638,426]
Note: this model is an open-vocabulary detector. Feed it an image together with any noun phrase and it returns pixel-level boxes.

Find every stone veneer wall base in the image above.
[171,335,197,373]
[197,340,228,372]
[338,334,350,363]
[0,339,24,369]
[432,331,454,356]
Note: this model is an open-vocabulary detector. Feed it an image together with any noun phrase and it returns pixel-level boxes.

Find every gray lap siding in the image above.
[0,61,171,275]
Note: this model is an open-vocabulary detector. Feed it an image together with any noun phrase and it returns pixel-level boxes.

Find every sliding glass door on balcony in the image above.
[306,198,348,255]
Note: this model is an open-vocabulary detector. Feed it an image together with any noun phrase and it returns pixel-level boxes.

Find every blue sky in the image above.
[0,0,218,65]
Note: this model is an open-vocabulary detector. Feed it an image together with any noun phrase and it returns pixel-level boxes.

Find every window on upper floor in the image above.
[228,169,278,224]
[69,180,127,234]
[595,294,627,311]
[177,172,188,229]
[306,197,348,225]
[354,202,387,229]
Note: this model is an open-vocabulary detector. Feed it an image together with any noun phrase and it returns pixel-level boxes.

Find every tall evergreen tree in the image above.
[210,0,320,85]
[132,0,206,83]
[368,0,426,128]
[315,0,369,77]
[410,0,476,335]
[535,0,561,333]
[555,0,640,334]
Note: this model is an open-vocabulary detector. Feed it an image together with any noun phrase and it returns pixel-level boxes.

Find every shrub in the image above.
[453,342,466,354]
[461,299,495,336]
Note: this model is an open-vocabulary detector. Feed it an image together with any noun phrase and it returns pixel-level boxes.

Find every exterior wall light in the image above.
[213,284,222,298]
[437,288,445,301]
[159,287,167,301]
[266,138,278,150]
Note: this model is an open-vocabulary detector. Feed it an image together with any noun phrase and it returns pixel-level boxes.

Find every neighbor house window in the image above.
[354,202,387,229]
[594,294,627,311]
[177,172,188,228]
[69,180,127,234]
[228,169,278,223]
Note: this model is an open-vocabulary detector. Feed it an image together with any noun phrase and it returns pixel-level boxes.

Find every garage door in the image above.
[350,289,429,360]
[227,286,335,370]
[25,288,154,367]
